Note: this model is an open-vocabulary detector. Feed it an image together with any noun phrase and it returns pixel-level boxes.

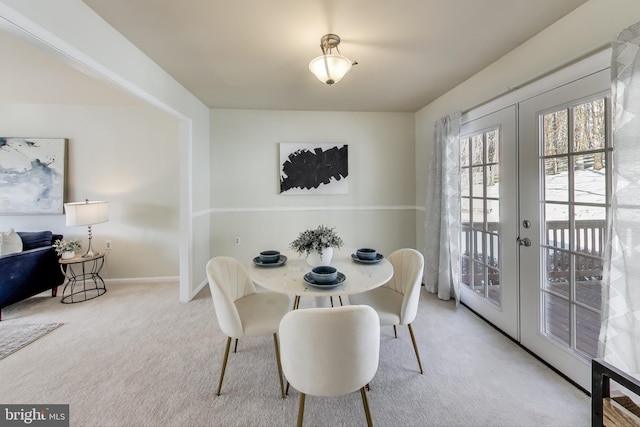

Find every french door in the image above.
[519,69,611,391]
[460,106,519,338]
[460,68,611,391]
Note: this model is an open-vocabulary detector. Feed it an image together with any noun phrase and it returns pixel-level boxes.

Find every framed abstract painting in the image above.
[279,143,349,195]
[0,137,67,214]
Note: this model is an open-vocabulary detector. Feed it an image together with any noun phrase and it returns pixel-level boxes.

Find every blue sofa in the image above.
[0,231,65,320]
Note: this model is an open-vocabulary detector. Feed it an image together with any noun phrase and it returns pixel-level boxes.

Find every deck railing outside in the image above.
[461,219,606,283]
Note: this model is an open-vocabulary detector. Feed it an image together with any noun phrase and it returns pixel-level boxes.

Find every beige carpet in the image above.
[0,281,590,427]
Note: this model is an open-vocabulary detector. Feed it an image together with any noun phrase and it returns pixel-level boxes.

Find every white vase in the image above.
[306,247,333,267]
[61,251,75,260]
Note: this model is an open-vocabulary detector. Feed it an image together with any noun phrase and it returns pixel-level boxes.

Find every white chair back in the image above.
[279,305,380,397]
[205,256,256,338]
[385,248,424,325]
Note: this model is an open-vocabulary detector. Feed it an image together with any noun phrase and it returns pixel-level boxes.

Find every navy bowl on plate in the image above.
[356,248,377,260]
[310,266,338,283]
[259,250,280,263]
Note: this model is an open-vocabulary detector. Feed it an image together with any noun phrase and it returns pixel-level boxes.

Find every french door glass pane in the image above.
[576,305,600,357]
[543,293,570,346]
[488,267,500,305]
[575,259,602,310]
[486,129,499,163]
[461,256,471,287]
[574,206,605,257]
[461,197,470,223]
[539,95,609,360]
[460,127,502,307]
[474,261,485,294]
[461,138,470,167]
[472,198,484,230]
[472,166,484,195]
[461,168,470,197]
[472,135,483,165]
[486,199,499,225]
[473,230,484,261]
[487,165,500,197]
[545,159,569,202]
[543,109,569,155]
[574,154,606,204]
[545,248,570,298]
[545,203,569,249]
[573,99,605,152]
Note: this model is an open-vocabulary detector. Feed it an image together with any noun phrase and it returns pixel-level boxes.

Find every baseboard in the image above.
[103,276,179,285]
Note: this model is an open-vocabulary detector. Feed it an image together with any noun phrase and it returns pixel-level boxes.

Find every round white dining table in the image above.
[248,248,393,307]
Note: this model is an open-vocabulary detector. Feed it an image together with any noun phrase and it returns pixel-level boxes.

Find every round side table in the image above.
[59,252,107,303]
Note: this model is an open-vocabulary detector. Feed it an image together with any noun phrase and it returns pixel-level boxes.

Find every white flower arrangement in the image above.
[290,225,344,257]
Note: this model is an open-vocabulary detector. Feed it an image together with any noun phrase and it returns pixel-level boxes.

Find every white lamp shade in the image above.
[309,54,353,85]
[64,200,109,226]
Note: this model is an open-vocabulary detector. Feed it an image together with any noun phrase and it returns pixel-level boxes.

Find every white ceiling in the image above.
[3,1,589,112]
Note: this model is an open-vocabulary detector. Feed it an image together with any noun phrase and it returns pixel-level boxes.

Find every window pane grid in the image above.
[460,128,501,307]
[540,96,610,359]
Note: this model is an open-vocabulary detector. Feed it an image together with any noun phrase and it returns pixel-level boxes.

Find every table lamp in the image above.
[64,199,109,257]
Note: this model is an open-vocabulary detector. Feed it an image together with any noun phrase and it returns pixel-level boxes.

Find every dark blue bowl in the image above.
[259,250,280,263]
[310,266,338,283]
[356,248,377,260]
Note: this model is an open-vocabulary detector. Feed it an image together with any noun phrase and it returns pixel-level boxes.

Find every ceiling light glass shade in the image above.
[309,54,353,86]
[64,200,109,226]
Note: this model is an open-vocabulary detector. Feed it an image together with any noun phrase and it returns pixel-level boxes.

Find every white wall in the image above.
[415,0,640,254]
[0,0,211,300]
[0,104,180,279]
[210,109,417,265]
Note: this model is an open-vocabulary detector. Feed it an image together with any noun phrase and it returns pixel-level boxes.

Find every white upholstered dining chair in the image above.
[349,248,425,374]
[205,256,290,398]
[279,305,380,427]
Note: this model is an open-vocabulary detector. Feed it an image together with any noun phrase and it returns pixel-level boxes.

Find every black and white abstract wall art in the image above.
[0,137,67,214]
[279,143,349,195]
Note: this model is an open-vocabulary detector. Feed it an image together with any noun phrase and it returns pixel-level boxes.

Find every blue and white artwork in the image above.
[279,143,349,195]
[0,137,67,214]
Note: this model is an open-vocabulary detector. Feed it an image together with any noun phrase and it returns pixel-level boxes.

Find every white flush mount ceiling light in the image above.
[309,34,357,86]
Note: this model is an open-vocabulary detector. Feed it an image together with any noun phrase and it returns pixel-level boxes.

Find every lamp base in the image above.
[82,231,97,258]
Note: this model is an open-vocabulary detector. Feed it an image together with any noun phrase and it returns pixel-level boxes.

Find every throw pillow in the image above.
[17,231,53,251]
[0,228,23,255]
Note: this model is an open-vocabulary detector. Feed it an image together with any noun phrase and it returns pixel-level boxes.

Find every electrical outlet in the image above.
[105,240,112,250]
[234,237,241,245]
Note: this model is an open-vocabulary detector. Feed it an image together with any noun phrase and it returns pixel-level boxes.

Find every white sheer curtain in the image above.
[424,112,461,303]
[599,21,640,377]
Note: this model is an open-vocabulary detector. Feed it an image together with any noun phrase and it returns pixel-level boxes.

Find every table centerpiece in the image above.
[290,224,344,266]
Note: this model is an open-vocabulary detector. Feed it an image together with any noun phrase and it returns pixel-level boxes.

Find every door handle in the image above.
[517,237,531,247]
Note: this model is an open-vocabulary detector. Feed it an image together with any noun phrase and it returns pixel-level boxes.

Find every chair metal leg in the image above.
[338,296,343,306]
[286,382,290,395]
[330,297,335,307]
[360,386,373,427]
[297,392,306,427]
[393,325,397,338]
[233,338,239,353]
[293,295,301,310]
[273,333,285,399]
[407,323,424,374]
[216,337,232,396]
